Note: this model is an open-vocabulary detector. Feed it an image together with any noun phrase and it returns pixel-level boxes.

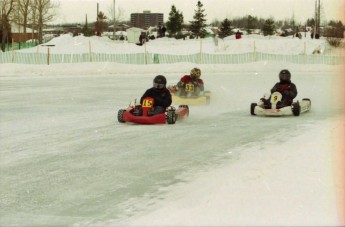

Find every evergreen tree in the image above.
[262,18,275,36]
[95,11,107,36]
[218,18,232,38]
[166,5,184,37]
[82,14,93,37]
[247,15,256,34]
[189,1,207,38]
[326,20,344,38]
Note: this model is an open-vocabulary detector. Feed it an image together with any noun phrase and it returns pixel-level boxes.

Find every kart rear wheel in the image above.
[179,105,189,116]
[118,109,126,123]
[204,91,211,104]
[292,102,300,116]
[302,98,311,107]
[166,110,176,124]
[250,103,257,115]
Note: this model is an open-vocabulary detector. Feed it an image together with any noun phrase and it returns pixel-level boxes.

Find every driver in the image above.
[139,75,172,116]
[269,69,298,106]
[175,67,204,97]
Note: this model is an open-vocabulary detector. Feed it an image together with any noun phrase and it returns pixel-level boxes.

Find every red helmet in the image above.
[190,68,201,80]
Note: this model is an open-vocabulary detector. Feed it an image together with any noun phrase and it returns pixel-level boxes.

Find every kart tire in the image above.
[206,96,211,104]
[179,105,189,116]
[204,91,211,96]
[302,98,311,107]
[166,110,176,124]
[250,103,257,115]
[118,109,126,123]
[292,102,300,116]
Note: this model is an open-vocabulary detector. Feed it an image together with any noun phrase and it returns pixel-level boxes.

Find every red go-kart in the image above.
[117,97,189,124]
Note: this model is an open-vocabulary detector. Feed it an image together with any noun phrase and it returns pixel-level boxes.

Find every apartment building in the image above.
[130,11,163,29]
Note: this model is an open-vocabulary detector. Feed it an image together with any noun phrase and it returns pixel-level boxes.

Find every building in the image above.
[11,23,38,42]
[130,11,163,29]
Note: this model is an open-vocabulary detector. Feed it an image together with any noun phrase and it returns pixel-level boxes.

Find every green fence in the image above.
[1,51,344,65]
[5,42,38,52]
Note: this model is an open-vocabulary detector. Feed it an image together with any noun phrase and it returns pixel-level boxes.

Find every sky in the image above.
[0,34,344,226]
[53,0,345,24]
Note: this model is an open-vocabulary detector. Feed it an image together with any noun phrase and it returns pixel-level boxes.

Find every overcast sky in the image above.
[53,0,345,24]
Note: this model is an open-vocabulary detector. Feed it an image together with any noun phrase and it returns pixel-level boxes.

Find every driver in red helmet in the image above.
[175,67,204,97]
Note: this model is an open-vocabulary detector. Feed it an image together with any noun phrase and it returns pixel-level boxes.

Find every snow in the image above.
[1,34,344,226]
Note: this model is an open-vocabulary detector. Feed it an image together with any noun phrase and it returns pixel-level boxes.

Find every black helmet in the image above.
[153,75,167,89]
[279,69,291,82]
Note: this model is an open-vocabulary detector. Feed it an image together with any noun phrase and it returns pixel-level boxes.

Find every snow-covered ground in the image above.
[1,35,344,226]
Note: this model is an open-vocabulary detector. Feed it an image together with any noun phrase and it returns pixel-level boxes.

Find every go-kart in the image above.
[168,84,211,105]
[250,92,311,116]
[117,97,189,124]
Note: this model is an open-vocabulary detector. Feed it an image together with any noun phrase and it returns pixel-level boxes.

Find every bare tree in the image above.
[1,0,15,52]
[35,0,58,44]
[107,3,124,39]
[17,0,32,35]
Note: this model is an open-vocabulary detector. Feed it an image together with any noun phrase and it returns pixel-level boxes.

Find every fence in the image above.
[1,51,344,65]
[4,42,38,52]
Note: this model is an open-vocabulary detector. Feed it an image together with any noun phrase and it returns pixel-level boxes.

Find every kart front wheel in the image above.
[250,103,257,115]
[118,109,126,123]
[292,102,300,116]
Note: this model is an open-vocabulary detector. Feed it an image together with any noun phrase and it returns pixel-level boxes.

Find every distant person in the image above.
[235,30,242,39]
[157,25,162,38]
[138,75,172,116]
[260,69,297,108]
[161,26,167,37]
[213,34,219,46]
[175,68,204,97]
[139,33,145,45]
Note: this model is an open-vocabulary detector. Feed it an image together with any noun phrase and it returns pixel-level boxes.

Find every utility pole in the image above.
[96,3,99,36]
[318,0,321,36]
[113,0,116,40]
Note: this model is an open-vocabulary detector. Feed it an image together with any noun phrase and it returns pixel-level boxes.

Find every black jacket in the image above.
[140,87,172,108]
[270,81,297,106]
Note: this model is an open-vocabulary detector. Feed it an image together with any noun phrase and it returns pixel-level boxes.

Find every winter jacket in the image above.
[270,81,297,106]
[140,87,172,109]
[177,75,204,91]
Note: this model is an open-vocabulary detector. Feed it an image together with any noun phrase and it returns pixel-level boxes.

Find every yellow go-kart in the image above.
[168,84,211,105]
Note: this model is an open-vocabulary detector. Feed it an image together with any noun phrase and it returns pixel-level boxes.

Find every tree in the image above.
[218,18,232,38]
[189,1,207,38]
[246,15,257,34]
[262,18,275,36]
[166,5,184,37]
[107,3,124,40]
[35,0,58,44]
[1,0,15,52]
[81,14,93,37]
[325,20,344,38]
[17,0,32,36]
[95,11,107,36]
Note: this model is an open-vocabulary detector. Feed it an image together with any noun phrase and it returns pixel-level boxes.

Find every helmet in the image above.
[153,75,167,89]
[279,69,291,82]
[190,67,201,80]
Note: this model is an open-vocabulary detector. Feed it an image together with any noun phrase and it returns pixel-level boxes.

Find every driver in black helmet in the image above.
[139,75,172,115]
[270,69,298,106]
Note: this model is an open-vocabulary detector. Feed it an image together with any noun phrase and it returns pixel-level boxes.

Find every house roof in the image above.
[11,23,37,33]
